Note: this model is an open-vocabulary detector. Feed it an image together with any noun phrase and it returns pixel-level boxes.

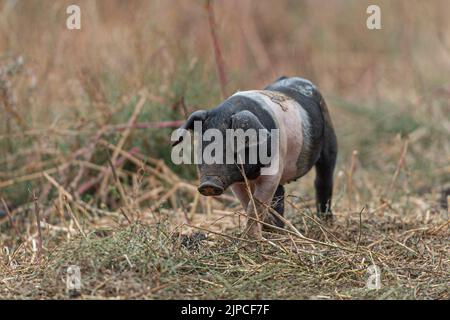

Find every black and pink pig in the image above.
[172,76,337,239]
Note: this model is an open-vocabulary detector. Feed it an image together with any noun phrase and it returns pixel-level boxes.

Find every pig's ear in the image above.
[172,110,208,147]
[231,110,270,149]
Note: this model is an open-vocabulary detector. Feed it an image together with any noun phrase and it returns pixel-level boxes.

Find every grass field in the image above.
[0,0,449,299]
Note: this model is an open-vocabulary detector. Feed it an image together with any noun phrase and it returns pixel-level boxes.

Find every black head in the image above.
[172,101,274,196]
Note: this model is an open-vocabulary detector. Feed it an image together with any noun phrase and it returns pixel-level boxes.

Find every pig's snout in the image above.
[198,177,224,196]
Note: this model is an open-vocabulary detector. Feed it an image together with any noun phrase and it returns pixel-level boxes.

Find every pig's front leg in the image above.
[245,175,281,239]
[230,182,252,211]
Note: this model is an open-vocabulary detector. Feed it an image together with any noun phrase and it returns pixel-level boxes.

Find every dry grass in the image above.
[0,0,449,299]
[0,199,448,299]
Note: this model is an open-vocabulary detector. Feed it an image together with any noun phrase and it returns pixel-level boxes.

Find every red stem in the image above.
[206,0,228,99]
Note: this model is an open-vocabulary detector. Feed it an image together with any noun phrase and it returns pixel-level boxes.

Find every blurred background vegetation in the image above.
[0,0,449,300]
[0,0,449,211]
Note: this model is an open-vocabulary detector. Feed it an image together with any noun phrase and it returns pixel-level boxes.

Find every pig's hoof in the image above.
[317,211,333,221]
[262,213,285,232]
[244,225,263,241]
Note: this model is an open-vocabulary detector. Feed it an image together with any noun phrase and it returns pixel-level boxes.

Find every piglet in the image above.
[172,76,337,239]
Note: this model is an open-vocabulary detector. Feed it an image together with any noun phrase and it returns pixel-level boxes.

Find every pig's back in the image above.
[230,91,311,182]
[264,77,328,178]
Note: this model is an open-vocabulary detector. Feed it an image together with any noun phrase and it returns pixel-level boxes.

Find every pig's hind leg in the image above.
[263,185,285,230]
[314,135,337,219]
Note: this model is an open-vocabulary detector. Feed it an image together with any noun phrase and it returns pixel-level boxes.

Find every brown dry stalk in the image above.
[211,208,356,253]
[99,92,147,200]
[119,208,132,225]
[213,209,302,242]
[1,101,28,130]
[1,197,18,237]
[32,192,43,260]
[64,200,86,239]
[178,181,228,208]
[99,140,176,185]
[238,161,260,237]
[0,163,70,189]
[239,1,272,73]
[428,220,450,235]
[69,126,110,191]
[206,197,212,217]
[356,206,365,250]
[74,160,127,178]
[186,223,257,244]
[136,187,164,204]
[75,155,131,195]
[109,120,184,131]
[111,93,147,163]
[388,138,409,193]
[55,195,72,235]
[347,150,358,210]
[206,0,228,99]
[189,192,200,218]
[106,149,132,211]
[2,159,59,180]
[43,172,74,202]
[286,199,346,246]
[0,61,28,131]
[150,183,180,212]
[256,199,356,253]
[100,140,234,210]
[43,172,119,218]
